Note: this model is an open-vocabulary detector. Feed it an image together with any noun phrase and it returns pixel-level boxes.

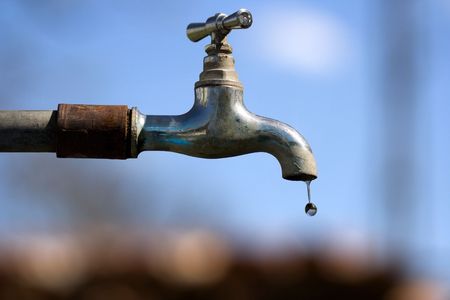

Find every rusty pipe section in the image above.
[0,105,134,159]
[56,104,130,159]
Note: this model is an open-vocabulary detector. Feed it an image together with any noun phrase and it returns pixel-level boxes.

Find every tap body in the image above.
[137,85,316,181]
[133,41,317,181]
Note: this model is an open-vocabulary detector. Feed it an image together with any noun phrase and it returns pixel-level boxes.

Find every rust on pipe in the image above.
[56,104,130,159]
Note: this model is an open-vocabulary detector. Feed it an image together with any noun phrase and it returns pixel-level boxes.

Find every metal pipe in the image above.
[0,110,57,152]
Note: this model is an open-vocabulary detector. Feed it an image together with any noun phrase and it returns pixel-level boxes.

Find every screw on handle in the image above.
[186,9,252,43]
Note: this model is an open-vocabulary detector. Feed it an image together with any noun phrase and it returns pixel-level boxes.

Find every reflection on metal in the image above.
[0,9,317,181]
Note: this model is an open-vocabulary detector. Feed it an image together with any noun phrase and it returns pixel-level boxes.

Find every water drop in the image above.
[305,202,317,216]
[304,180,317,216]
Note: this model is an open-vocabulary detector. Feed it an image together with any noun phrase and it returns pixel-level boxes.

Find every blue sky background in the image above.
[0,0,449,287]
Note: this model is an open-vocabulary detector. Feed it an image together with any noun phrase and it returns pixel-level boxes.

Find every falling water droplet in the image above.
[304,180,318,216]
[305,202,317,216]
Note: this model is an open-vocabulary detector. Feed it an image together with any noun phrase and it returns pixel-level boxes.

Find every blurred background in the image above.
[0,0,449,299]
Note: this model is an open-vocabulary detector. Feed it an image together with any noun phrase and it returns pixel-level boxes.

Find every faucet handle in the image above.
[186,9,252,44]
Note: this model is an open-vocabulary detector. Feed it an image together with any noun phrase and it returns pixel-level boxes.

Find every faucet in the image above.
[0,9,317,182]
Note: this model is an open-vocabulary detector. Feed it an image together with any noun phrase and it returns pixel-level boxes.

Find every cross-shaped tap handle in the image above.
[186,9,252,44]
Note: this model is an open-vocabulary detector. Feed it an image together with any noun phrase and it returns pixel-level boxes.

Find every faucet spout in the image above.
[136,85,317,181]
[248,114,317,181]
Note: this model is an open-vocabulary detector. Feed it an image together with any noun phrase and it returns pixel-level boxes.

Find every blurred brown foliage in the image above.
[0,230,442,300]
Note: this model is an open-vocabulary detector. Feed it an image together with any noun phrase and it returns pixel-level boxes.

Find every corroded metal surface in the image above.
[56,104,130,159]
